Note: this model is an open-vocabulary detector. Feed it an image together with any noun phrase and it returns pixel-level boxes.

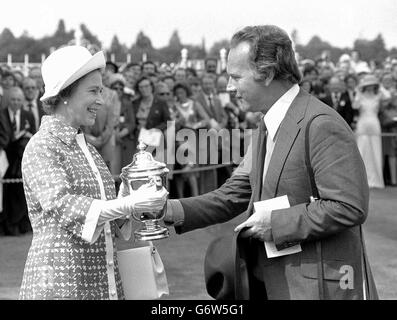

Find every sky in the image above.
[2,0,397,50]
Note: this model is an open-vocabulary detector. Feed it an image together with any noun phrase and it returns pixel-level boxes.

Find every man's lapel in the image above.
[262,89,310,199]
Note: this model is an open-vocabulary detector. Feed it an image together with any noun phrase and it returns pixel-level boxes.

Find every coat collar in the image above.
[261,88,311,199]
[40,115,80,146]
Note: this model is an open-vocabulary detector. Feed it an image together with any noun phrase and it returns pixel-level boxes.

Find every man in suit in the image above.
[165,25,377,300]
[22,77,45,132]
[195,74,229,191]
[320,76,355,128]
[0,87,35,235]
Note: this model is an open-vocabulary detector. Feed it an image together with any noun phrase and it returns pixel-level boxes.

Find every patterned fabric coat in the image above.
[19,116,125,300]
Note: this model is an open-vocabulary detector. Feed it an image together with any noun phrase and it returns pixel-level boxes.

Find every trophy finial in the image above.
[137,140,147,152]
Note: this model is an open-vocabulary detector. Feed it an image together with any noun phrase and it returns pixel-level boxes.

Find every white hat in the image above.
[40,45,106,101]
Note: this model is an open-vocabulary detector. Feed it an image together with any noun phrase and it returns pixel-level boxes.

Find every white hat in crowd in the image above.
[40,45,106,102]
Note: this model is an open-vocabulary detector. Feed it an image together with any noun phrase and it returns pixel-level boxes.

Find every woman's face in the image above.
[175,87,188,102]
[63,70,104,128]
[111,82,125,99]
[138,79,153,98]
[346,77,357,90]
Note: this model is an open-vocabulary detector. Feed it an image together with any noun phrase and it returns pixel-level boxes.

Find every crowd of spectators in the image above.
[1,45,397,236]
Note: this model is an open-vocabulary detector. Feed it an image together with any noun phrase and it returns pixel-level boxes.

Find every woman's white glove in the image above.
[132,183,169,215]
[98,194,137,224]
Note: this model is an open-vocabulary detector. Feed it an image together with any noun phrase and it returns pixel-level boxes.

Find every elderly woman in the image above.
[19,46,167,300]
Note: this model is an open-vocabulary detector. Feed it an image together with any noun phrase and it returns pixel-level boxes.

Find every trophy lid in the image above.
[120,140,169,179]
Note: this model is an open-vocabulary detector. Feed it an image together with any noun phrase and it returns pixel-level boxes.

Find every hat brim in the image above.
[40,51,105,102]
[359,82,379,89]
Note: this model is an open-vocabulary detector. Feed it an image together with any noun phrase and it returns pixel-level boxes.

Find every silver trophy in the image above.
[119,140,169,241]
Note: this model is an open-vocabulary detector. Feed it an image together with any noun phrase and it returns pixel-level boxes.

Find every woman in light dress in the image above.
[353,74,385,188]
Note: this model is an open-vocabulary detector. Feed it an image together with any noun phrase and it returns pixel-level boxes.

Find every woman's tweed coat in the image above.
[19,116,125,300]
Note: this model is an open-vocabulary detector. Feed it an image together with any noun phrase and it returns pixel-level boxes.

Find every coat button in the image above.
[111,290,116,296]
[108,261,114,267]
[106,229,111,235]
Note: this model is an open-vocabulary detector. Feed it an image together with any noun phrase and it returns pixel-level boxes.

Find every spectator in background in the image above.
[205,57,218,75]
[28,66,44,97]
[300,77,312,94]
[196,74,227,129]
[83,70,119,175]
[174,68,187,83]
[121,62,141,97]
[379,73,397,186]
[105,61,119,74]
[188,76,202,99]
[13,70,25,88]
[142,61,157,76]
[302,65,323,98]
[350,50,370,75]
[353,75,385,188]
[321,76,354,128]
[132,76,170,161]
[156,81,175,114]
[103,61,118,88]
[1,70,16,90]
[186,67,197,80]
[109,73,137,172]
[0,87,35,235]
[173,81,210,198]
[22,77,45,132]
[1,71,17,109]
[345,74,359,104]
[162,75,175,92]
[147,72,160,86]
[195,73,228,191]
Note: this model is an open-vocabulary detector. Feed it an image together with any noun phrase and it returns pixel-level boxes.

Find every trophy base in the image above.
[134,226,169,242]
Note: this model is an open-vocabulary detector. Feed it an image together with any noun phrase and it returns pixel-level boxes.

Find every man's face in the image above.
[328,78,344,93]
[206,61,217,74]
[202,77,215,95]
[226,42,268,112]
[8,88,25,112]
[143,63,155,75]
[23,79,38,101]
[156,84,171,102]
[29,68,44,90]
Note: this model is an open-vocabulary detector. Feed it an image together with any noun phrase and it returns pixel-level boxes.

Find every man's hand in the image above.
[234,209,273,242]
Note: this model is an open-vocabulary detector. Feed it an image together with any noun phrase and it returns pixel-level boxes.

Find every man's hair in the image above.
[230,25,302,84]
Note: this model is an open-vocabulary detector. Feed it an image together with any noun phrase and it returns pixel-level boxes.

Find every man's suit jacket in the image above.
[132,97,170,132]
[24,98,45,132]
[175,89,377,299]
[321,91,354,128]
[195,91,227,127]
[1,107,36,177]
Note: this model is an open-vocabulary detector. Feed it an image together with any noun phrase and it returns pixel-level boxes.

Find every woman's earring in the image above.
[63,100,68,105]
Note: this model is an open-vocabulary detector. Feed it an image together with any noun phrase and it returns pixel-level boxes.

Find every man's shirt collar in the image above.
[263,84,300,141]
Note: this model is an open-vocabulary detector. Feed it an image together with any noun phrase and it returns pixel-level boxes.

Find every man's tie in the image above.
[253,119,267,203]
[11,111,17,133]
[27,102,33,112]
[208,95,216,118]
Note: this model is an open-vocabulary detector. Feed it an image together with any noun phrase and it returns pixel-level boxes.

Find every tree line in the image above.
[1,20,396,65]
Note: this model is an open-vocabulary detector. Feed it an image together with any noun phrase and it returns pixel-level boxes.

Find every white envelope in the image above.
[254,195,302,258]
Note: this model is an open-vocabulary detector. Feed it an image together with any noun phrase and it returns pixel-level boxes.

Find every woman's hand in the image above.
[132,183,169,214]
